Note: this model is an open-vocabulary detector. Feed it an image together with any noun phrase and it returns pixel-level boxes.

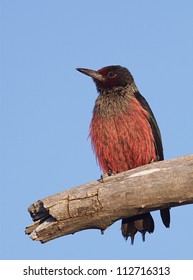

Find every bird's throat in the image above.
[93,86,136,118]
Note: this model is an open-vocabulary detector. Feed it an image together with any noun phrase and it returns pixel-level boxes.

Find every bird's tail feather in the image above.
[121,213,154,244]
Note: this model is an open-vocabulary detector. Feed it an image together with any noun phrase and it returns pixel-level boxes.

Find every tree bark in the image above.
[25,155,193,243]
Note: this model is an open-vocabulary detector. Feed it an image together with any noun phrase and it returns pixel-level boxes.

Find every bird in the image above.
[76,65,170,244]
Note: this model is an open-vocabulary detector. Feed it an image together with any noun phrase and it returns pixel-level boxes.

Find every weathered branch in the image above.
[25,155,193,243]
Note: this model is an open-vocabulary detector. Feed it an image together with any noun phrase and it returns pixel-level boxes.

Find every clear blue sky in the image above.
[1,0,193,260]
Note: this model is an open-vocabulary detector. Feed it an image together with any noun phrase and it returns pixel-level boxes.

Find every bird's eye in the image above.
[108,72,116,78]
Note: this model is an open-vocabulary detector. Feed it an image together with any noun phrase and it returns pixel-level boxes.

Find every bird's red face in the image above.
[95,67,121,88]
[76,65,134,90]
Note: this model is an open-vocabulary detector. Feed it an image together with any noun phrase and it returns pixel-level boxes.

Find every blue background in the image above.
[1,0,193,259]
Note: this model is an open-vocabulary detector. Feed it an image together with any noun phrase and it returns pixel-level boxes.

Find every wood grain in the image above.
[25,155,193,243]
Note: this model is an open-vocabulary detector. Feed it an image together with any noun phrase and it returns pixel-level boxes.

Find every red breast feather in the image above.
[90,97,157,173]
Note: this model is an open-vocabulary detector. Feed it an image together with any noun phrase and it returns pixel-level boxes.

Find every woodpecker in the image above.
[77,65,170,244]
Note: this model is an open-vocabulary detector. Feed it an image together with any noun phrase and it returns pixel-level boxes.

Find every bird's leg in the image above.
[150,158,157,163]
[107,169,116,176]
[99,169,116,183]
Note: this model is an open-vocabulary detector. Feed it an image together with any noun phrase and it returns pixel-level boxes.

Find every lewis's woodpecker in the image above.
[76,65,170,244]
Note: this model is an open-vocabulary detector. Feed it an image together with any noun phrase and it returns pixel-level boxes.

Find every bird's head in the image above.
[76,65,134,91]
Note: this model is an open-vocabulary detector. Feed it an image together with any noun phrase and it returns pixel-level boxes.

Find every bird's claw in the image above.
[99,169,116,183]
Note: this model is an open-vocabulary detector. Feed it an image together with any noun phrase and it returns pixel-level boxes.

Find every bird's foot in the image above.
[99,169,116,183]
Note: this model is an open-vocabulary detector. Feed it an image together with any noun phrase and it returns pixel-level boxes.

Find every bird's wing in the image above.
[134,91,164,161]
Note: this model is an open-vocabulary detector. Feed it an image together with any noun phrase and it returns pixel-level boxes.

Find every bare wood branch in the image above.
[25,155,193,243]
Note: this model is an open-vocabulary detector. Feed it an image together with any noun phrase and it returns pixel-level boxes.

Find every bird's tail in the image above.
[121,213,154,244]
[121,208,170,244]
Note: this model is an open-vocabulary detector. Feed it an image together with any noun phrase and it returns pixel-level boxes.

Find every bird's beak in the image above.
[76,68,105,82]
